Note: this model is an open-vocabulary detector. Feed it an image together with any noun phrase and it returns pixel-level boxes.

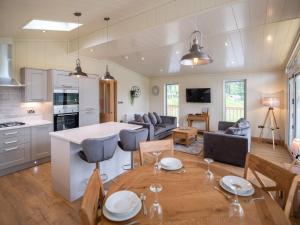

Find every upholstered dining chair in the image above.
[244,153,297,217]
[139,139,174,166]
[118,128,148,169]
[80,168,104,225]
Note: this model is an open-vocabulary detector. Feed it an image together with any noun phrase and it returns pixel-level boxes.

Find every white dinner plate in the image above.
[220,176,255,197]
[105,190,140,215]
[160,157,183,171]
[103,199,142,222]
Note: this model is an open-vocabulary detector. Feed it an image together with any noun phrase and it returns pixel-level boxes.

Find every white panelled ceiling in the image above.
[82,0,300,75]
[1,0,300,76]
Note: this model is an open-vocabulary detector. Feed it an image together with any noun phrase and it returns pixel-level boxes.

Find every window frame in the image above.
[223,79,247,121]
[164,83,179,118]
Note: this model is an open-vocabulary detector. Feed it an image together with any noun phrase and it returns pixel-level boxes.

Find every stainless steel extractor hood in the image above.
[0,43,23,87]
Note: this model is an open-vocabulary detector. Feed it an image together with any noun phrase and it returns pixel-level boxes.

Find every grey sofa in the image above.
[203,120,251,167]
[129,113,177,140]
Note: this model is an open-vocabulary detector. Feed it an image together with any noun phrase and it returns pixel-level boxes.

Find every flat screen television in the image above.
[186,88,211,103]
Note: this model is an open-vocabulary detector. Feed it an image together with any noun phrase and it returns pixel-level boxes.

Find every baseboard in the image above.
[251,137,284,146]
[0,156,50,177]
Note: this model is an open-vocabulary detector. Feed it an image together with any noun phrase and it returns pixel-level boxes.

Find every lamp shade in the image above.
[291,138,300,160]
[261,97,280,108]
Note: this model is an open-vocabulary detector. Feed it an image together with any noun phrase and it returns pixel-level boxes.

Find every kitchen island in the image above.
[50,122,142,201]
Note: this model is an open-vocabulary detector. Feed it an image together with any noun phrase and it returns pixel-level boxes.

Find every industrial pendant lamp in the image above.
[69,12,88,77]
[180,30,213,66]
[101,17,115,80]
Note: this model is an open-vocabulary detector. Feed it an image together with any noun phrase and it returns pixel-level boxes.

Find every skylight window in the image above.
[23,19,82,31]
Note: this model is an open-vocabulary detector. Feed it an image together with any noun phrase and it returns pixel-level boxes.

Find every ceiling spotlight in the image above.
[266,35,273,42]
[90,48,94,52]
[175,51,180,55]
[42,30,46,33]
[141,57,145,61]
[231,60,235,64]
[225,42,228,46]
[124,55,129,60]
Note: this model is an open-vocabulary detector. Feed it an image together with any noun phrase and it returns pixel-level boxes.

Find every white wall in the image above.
[11,39,149,121]
[149,71,286,140]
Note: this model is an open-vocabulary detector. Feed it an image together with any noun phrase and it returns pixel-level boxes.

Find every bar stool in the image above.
[118,128,148,170]
[79,134,118,181]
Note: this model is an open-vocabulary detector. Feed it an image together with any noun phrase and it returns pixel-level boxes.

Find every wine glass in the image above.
[204,158,214,181]
[152,151,161,175]
[150,151,162,193]
[229,184,244,218]
[149,184,163,225]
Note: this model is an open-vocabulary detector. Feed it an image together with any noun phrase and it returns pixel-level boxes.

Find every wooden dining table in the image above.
[102,151,291,225]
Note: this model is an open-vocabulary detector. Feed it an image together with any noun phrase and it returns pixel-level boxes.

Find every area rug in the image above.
[174,138,203,155]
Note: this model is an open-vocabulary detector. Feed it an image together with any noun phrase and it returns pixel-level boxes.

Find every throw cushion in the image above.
[225,126,248,136]
[148,112,158,125]
[233,118,250,129]
[153,112,163,124]
[143,114,151,124]
[134,114,144,123]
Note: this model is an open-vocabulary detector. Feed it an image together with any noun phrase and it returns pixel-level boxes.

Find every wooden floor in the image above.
[0,140,299,225]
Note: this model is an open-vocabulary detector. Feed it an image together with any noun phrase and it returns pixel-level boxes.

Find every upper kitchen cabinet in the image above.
[21,68,47,102]
[48,69,79,89]
[79,76,99,111]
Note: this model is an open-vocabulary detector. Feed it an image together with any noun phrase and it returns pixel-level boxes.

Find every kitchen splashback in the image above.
[0,87,44,119]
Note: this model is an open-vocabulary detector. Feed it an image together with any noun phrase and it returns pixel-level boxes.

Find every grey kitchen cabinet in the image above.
[31,124,51,160]
[21,68,48,102]
[0,128,30,170]
[79,110,99,127]
[79,75,99,126]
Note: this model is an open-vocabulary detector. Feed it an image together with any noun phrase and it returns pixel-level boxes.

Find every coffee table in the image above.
[172,127,198,146]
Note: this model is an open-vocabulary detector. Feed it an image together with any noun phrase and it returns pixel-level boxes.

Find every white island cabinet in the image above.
[50,122,142,202]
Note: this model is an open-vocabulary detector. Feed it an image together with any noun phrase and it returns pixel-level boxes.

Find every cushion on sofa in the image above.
[225,126,249,136]
[134,114,144,123]
[153,112,163,124]
[148,112,158,125]
[154,126,168,135]
[233,118,250,129]
[143,114,151,124]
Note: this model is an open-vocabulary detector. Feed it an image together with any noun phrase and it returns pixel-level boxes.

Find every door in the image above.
[100,80,117,122]
[224,80,246,122]
[165,84,179,120]
[288,77,295,146]
[296,75,300,138]
[31,125,51,160]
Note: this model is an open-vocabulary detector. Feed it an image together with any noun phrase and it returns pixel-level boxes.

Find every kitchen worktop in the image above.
[49,122,141,144]
[0,119,52,131]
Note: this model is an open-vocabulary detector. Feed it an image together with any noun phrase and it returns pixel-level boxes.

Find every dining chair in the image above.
[244,153,296,215]
[139,139,174,166]
[80,168,105,225]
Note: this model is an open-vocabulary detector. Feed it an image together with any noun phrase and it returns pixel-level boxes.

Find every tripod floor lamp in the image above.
[258,97,281,149]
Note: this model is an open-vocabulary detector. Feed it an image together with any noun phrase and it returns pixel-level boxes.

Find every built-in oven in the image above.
[54,112,79,131]
[53,88,79,131]
[54,89,79,106]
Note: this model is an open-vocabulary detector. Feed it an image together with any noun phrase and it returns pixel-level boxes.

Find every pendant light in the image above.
[180,30,213,66]
[69,12,88,77]
[101,17,115,80]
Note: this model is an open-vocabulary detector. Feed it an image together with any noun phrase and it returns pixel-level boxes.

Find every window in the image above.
[224,80,246,122]
[165,84,179,119]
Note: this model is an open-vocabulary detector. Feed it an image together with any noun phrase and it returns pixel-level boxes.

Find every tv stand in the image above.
[187,113,209,132]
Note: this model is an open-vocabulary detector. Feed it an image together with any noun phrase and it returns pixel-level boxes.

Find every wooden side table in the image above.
[172,127,198,146]
[187,114,209,132]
